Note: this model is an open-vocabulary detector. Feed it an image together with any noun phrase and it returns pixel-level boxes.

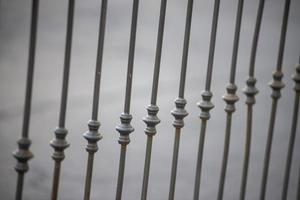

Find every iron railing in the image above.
[50,0,74,199]
[8,0,299,199]
[12,0,38,199]
[141,0,166,199]
[82,0,107,199]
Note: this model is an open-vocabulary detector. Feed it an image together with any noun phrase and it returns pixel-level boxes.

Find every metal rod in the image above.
[239,106,253,200]
[276,0,291,72]
[51,161,61,200]
[178,0,193,99]
[115,0,139,199]
[192,16,220,191]
[84,153,95,200]
[50,1,75,199]
[248,0,265,77]
[297,166,300,200]
[21,0,39,140]
[281,60,300,200]
[259,1,290,199]
[58,0,75,128]
[168,0,193,199]
[91,0,108,121]
[205,0,220,91]
[141,0,167,199]
[141,136,153,200]
[13,0,39,199]
[297,57,300,200]
[82,1,107,199]
[116,145,127,200]
[239,0,264,199]
[260,100,278,200]
[217,0,244,199]
[123,0,139,114]
[217,113,233,200]
[15,173,24,200]
[168,128,181,200]
[150,0,167,105]
[193,120,208,200]
[193,0,220,198]
[229,0,244,84]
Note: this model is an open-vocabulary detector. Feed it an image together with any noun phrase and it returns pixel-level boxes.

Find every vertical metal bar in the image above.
[12,0,39,199]
[91,0,108,122]
[239,0,265,199]
[259,1,291,199]
[141,136,153,200]
[58,0,74,129]
[297,165,300,200]
[84,152,95,200]
[50,1,74,199]
[281,59,300,200]
[217,113,233,200]
[177,0,193,99]
[15,173,24,200]
[168,128,182,200]
[123,0,139,114]
[82,1,107,199]
[150,0,167,106]
[168,0,193,199]
[116,145,127,200]
[217,0,244,199]
[115,0,139,199]
[239,106,253,200]
[248,0,265,77]
[193,119,208,200]
[193,0,220,199]
[141,0,167,199]
[204,0,220,92]
[51,162,61,200]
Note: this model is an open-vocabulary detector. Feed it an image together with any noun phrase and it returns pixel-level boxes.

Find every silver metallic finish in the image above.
[217,0,244,199]
[12,0,38,199]
[82,0,107,199]
[115,0,139,199]
[193,0,220,198]
[239,0,264,199]
[50,1,74,199]
[259,0,290,199]
[281,60,300,200]
[141,1,167,198]
[168,0,193,199]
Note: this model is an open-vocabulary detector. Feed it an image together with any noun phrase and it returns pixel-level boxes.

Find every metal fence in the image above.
[9,0,299,199]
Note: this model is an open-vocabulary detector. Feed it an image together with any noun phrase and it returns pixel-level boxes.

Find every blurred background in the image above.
[0,0,299,199]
